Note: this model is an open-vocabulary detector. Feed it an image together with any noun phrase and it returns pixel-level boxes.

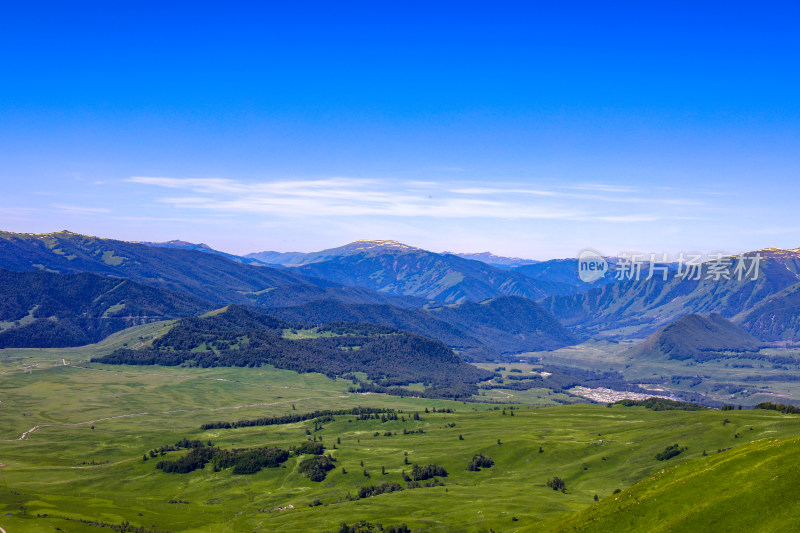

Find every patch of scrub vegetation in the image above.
[0,305,38,332]
[655,444,687,461]
[101,249,125,265]
[103,302,126,316]
[283,327,340,339]
[615,398,705,411]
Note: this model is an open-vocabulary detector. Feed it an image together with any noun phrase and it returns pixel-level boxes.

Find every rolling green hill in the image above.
[0,268,210,347]
[94,305,491,397]
[625,313,763,362]
[544,435,800,532]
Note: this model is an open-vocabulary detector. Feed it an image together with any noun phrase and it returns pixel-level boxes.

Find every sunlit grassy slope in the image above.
[542,436,800,533]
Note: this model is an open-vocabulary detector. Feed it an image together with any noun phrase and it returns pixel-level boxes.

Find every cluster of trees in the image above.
[405,478,445,489]
[94,306,492,399]
[293,440,325,455]
[357,481,404,499]
[200,407,392,430]
[547,476,566,493]
[743,373,800,383]
[755,402,800,414]
[337,521,410,533]
[155,446,217,474]
[213,447,290,475]
[616,398,705,411]
[34,515,168,533]
[410,464,448,481]
[655,444,687,461]
[467,454,494,471]
[298,454,336,481]
[155,444,290,475]
[146,438,208,459]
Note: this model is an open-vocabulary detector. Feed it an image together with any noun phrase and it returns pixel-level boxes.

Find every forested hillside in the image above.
[0,269,209,347]
[95,305,491,397]
[266,296,578,360]
[626,313,764,362]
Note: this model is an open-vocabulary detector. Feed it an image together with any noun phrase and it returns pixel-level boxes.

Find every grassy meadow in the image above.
[2,329,800,531]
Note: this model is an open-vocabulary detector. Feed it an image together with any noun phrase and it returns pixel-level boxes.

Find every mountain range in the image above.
[541,250,800,339]
[0,231,421,309]
[3,229,800,364]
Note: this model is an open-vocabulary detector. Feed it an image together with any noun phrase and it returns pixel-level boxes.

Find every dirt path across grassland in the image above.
[19,425,40,440]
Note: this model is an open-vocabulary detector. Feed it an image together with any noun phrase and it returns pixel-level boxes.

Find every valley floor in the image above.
[524,340,800,407]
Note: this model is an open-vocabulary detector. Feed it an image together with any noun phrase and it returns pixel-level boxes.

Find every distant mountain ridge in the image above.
[542,251,800,338]
[266,296,578,360]
[0,268,209,347]
[139,239,266,266]
[290,244,573,303]
[445,251,539,269]
[513,258,618,293]
[246,239,421,267]
[0,231,423,309]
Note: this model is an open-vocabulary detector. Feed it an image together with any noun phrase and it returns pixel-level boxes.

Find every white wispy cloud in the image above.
[126,176,713,223]
[566,183,641,193]
[52,204,112,215]
[449,187,558,196]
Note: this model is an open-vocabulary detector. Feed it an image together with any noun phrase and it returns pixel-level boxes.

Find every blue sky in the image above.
[1,1,798,258]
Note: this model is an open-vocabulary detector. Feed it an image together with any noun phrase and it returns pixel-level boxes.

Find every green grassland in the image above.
[3,335,800,532]
[543,435,800,532]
